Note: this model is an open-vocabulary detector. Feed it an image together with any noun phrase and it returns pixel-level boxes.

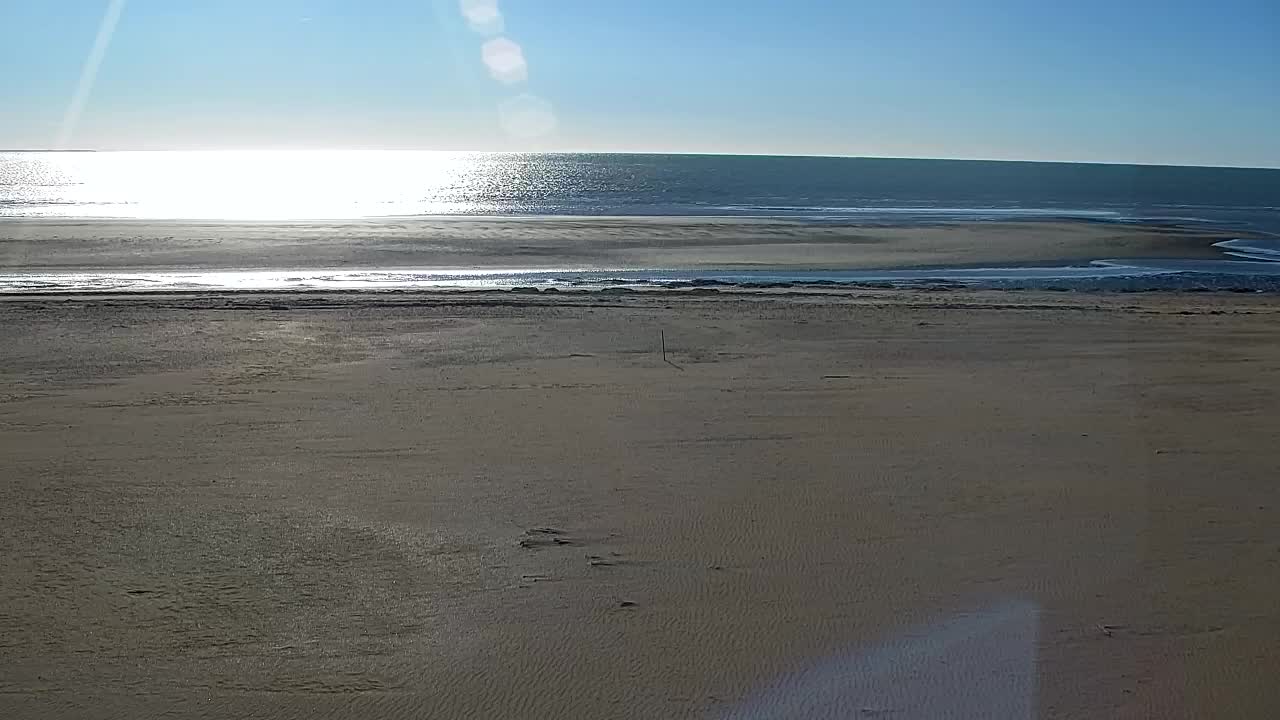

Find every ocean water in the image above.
[3,151,1280,291]
[4,151,1280,224]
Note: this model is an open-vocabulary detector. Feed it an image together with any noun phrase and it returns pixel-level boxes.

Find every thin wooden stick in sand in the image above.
[660,329,684,371]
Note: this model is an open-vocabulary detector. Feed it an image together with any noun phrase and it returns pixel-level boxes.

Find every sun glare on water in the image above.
[24,0,556,222]
[32,150,524,220]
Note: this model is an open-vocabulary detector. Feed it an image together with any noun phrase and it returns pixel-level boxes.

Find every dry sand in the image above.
[2,289,1278,718]
[0,217,1235,271]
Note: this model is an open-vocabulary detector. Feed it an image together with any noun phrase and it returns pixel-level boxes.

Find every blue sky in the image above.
[1,0,1277,166]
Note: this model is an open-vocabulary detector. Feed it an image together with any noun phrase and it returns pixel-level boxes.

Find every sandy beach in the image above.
[1,289,1278,718]
[0,217,1235,272]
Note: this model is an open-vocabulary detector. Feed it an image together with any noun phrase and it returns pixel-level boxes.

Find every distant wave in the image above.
[709,205,1127,221]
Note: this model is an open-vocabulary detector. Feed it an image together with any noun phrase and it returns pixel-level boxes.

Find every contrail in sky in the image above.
[57,0,127,149]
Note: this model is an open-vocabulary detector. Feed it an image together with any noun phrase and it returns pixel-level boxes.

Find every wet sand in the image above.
[2,290,1279,718]
[0,216,1233,272]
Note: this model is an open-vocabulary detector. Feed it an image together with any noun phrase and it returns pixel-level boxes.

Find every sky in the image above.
[1,0,1278,166]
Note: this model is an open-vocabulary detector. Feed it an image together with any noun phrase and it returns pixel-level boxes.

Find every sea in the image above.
[3,151,1280,292]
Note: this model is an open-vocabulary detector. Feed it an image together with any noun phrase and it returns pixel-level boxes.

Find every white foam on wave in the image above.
[0,269,550,293]
[1093,257,1280,276]
[1213,238,1280,262]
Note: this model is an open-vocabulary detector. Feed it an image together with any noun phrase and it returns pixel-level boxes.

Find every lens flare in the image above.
[500,95,557,138]
[459,0,558,140]
[482,37,528,84]
[58,0,127,148]
[460,0,503,35]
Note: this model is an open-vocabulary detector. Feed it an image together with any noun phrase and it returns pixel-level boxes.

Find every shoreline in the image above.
[2,286,1276,310]
[6,269,1280,294]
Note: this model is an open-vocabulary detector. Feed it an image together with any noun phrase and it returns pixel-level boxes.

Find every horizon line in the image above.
[3,148,1277,172]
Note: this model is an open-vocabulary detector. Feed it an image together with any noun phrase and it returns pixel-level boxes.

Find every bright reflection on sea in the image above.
[2,150,551,220]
